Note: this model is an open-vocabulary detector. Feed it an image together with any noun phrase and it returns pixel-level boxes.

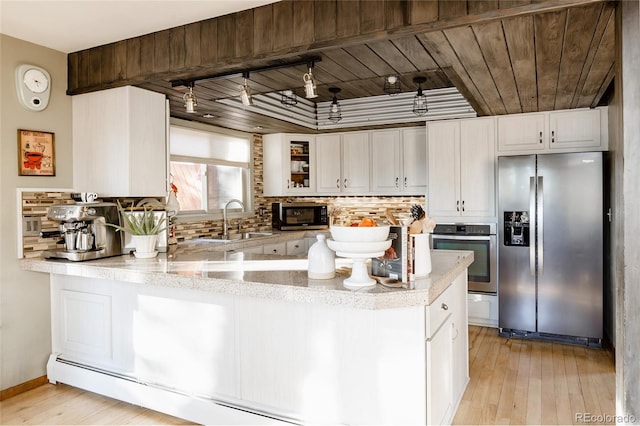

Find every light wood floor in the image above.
[1,326,616,425]
[453,326,616,425]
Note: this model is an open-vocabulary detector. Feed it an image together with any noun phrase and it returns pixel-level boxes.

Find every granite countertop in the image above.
[21,236,473,310]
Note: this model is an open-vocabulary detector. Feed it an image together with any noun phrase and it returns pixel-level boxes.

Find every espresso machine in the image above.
[44,202,124,261]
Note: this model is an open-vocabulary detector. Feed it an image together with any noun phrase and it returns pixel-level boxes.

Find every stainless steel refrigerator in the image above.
[498,152,603,346]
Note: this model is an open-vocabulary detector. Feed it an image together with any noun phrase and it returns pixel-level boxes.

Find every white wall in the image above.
[0,34,72,390]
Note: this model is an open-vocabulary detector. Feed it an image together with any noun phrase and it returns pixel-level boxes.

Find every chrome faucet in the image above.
[222,199,244,239]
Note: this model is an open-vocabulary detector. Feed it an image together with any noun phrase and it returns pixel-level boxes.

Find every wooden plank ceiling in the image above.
[125,1,615,134]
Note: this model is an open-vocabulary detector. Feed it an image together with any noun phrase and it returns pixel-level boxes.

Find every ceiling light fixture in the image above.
[240,72,253,107]
[280,90,298,107]
[384,75,401,96]
[412,76,428,116]
[183,81,198,113]
[303,63,318,99]
[328,87,342,123]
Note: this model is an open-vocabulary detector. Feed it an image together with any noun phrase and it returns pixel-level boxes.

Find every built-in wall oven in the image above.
[430,223,497,294]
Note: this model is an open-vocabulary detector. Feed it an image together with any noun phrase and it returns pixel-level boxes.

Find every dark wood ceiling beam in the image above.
[67,0,608,95]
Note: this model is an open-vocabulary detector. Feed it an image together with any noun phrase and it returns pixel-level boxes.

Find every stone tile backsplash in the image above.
[20,134,425,257]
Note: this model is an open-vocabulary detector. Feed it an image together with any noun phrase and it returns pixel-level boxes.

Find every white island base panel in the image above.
[46,269,469,425]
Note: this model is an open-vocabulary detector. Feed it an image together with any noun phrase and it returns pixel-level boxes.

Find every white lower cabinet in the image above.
[426,274,469,425]
[49,270,469,425]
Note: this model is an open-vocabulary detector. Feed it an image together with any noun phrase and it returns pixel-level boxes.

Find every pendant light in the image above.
[412,76,428,116]
[328,87,342,123]
[281,90,297,107]
[240,72,253,106]
[183,81,198,113]
[303,63,318,99]
[383,75,401,96]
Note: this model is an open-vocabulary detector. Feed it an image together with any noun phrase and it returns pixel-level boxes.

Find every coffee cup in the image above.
[81,192,98,203]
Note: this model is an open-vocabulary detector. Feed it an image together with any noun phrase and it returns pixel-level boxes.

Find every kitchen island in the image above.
[22,238,473,425]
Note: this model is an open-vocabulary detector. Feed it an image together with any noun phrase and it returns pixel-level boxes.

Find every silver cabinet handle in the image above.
[404,177,407,188]
[395,177,399,188]
[539,131,543,144]
[336,178,340,189]
[344,178,348,189]
[441,303,449,311]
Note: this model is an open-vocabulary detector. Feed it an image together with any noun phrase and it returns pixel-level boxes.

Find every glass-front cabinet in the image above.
[288,139,312,190]
[263,134,315,196]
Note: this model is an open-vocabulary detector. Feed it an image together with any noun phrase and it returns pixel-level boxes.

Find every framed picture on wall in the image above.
[17,129,55,176]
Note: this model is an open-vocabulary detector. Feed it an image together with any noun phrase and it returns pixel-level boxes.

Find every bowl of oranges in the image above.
[329,218,390,243]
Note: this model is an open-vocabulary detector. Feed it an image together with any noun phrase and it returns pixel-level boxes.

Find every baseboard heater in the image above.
[47,354,296,425]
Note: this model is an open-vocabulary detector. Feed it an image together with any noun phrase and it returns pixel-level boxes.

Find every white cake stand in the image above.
[327,239,392,289]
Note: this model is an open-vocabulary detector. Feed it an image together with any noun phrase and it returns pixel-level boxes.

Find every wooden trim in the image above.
[0,375,48,401]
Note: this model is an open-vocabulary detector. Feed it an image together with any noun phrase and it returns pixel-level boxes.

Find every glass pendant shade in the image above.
[412,77,428,116]
[281,90,297,107]
[328,87,342,123]
[383,75,401,96]
[240,78,253,106]
[303,67,318,99]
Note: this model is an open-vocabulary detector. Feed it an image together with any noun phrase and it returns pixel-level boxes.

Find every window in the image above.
[169,123,252,216]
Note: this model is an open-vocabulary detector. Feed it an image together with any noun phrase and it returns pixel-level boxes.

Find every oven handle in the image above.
[431,235,493,241]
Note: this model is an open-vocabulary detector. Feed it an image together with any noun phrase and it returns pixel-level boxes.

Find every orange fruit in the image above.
[358,218,377,227]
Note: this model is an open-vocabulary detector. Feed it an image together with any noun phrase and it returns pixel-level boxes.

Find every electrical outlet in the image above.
[23,216,42,237]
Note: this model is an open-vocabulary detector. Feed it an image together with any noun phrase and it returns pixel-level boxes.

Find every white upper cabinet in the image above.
[497,107,607,154]
[316,132,370,194]
[428,118,495,219]
[497,113,545,152]
[402,128,428,193]
[549,109,602,150]
[73,86,168,197]
[371,130,401,193]
[262,134,316,196]
[371,127,426,195]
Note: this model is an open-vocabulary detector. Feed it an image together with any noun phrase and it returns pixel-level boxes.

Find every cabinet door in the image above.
[316,134,343,193]
[73,86,167,197]
[427,121,460,217]
[460,118,496,217]
[549,109,601,150]
[426,315,453,426]
[371,130,401,193]
[497,113,545,152]
[285,135,315,194]
[263,242,286,255]
[342,132,370,194]
[286,239,307,255]
[450,275,469,406]
[402,128,427,194]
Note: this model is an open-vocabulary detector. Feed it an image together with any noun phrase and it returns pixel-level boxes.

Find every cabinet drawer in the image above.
[426,284,455,339]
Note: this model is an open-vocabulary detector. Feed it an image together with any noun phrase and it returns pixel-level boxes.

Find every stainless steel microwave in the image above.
[272,203,329,230]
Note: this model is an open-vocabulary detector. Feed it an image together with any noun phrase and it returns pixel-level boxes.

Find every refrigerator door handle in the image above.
[530,176,536,276]
[538,176,544,276]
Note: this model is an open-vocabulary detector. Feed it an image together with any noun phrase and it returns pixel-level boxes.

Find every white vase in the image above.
[307,234,335,279]
[411,233,432,277]
[130,234,158,258]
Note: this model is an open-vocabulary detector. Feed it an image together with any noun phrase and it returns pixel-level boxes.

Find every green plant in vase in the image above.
[108,201,166,258]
